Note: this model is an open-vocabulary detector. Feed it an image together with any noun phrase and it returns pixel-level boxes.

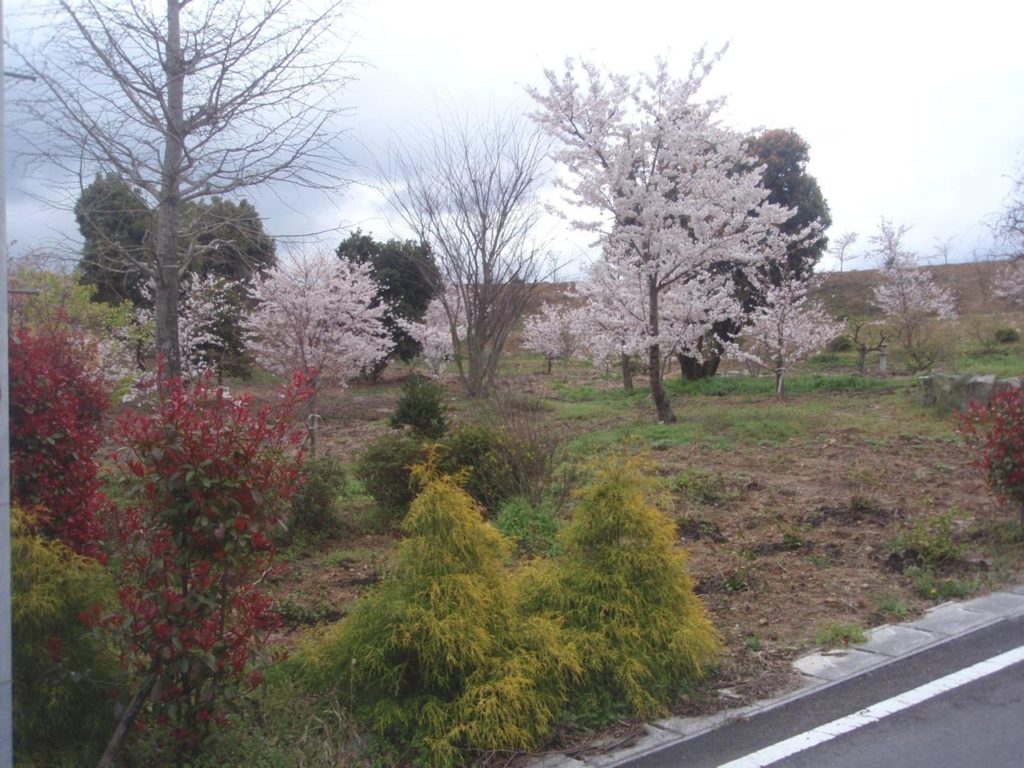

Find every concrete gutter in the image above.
[530,588,1024,768]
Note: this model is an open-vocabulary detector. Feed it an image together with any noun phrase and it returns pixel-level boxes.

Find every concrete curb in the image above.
[529,588,1024,768]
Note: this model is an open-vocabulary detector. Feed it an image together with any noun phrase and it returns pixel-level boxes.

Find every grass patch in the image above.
[667,373,908,399]
[814,622,867,648]
[905,565,978,602]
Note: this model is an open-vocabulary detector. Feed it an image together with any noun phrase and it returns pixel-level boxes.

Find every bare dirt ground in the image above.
[263,367,1024,731]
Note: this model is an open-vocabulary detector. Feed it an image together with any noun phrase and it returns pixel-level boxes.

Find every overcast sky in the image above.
[6,0,1024,274]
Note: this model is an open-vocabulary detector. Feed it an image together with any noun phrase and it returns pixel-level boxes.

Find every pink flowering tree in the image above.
[573,261,648,391]
[400,295,463,378]
[522,302,585,373]
[248,252,392,449]
[995,260,1024,306]
[730,278,842,397]
[871,219,956,371]
[178,273,249,380]
[530,52,804,422]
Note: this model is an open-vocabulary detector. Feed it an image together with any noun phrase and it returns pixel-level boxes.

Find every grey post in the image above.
[0,1,15,763]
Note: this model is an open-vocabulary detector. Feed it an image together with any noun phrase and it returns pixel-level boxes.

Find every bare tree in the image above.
[931,236,956,266]
[380,109,550,398]
[10,0,354,378]
[829,231,859,272]
[996,167,1024,260]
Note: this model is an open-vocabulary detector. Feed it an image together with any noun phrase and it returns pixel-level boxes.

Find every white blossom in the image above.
[521,302,585,371]
[730,278,842,396]
[248,252,392,390]
[530,52,810,420]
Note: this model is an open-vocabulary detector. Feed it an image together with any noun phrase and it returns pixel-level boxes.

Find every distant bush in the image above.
[521,455,720,722]
[995,327,1020,344]
[389,373,448,439]
[827,334,855,352]
[439,423,518,514]
[300,470,578,767]
[12,508,122,767]
[287,455,348,539]
[355,434,429,525]
[494,497,561,556]
[484,389,563,505]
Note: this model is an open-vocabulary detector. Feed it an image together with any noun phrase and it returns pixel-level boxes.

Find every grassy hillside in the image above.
[542,259,1014,319]
[812,260,1011,318]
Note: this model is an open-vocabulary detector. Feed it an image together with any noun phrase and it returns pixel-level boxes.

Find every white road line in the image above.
[718,644,1024,768]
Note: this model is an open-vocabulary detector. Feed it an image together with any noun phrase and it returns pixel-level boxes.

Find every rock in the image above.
[920,373,1021,411]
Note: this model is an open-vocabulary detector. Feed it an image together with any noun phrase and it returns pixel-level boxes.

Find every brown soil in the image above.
[263,367,1024,729]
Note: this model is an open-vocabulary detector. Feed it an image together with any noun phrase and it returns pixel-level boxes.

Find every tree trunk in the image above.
[155,0,186,381]
[546,358,552,375]
[649,343,676,423]
[856,346,868,375]
[675,352,724,382]
[647,278,676,422]
[678,352,721,381]
[775,368,785,398]
[621,352,633,393]
[97,667,158,768]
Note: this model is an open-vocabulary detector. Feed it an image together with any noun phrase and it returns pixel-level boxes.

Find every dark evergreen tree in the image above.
[336,229,441,373]
[679,129,832,380]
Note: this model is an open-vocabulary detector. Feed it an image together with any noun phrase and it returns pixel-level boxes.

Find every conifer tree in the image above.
[302,468,578,766]
[523,455,719,718]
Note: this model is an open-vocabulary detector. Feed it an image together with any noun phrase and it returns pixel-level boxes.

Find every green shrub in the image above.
[439,423,518,514]
[521,455,720,722]
[482,390,562,504]
[355,434,429,526]
[889,511,962,568]
[12,508,122,767]
[672,466,739,506]
[390,373,448,439]
[995,327,1020,344]
[300,470,578,767]
[905,565,977,601]
[495,497,561,556]
[827,335,856,352]
[287,455,348,539]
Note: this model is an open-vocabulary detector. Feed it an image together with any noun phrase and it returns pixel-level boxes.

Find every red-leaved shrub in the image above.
[100,372,308,761]
[9,325,108,554]
[960,386,1024,527]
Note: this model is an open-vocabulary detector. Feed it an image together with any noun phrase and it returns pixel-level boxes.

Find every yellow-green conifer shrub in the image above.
[300,470,579,767]
[522,455,720,720]
[11,508,122,767]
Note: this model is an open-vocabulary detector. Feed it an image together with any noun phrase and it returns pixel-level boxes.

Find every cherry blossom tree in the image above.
[530,52,803,422]
[573,261,648,391]
[400,296,463,378]
[996,260,1024,306]
[178,274,249,380]
[248,252,391,449]
[871,219,956,371]
[522,303,585,373]
[730,278,841,397]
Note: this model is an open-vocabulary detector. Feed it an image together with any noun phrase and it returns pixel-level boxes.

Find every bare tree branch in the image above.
[10,0,357,377]
[378,108,551,397]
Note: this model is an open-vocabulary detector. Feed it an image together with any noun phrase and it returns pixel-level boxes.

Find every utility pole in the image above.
[0,0,13,763]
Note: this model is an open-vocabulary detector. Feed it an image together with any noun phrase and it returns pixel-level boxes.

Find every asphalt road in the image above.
[622,615,1024,768]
